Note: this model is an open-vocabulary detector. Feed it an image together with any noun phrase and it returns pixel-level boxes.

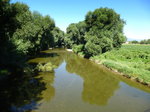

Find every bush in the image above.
[73,45,84,54]
[36,62,56,72]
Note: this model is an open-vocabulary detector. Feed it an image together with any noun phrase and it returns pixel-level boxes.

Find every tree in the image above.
[65,8,126,57]
[65,23,79,48]
[0,0,22,66]
[130,40,139,44]
[0,1,56,73]
[65,21,86,48]
[84,8,126,57]
[140,39,150,44]
[76,21,87,44]
[11,7,55,55]
[52,27,65,47]
[39,15,55,50]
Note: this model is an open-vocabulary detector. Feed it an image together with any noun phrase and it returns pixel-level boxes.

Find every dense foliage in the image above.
[0,1,63,110]
[65,8,126,57]
[92,44,150,83]
[65,21,86,48]
[0,0,64,73]
[52,27,65,47]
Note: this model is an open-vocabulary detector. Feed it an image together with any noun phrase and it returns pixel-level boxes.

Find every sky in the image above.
[11,0,150,41]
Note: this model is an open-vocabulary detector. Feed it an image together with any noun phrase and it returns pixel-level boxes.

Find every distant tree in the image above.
[52,27,65,47]
[65,21,87,48]
[147,39,150,44]
[65,23,80,48]
[130,40,139,44]
[140,39,150,44]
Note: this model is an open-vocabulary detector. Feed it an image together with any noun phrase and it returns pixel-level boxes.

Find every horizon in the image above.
[11,0,150,41]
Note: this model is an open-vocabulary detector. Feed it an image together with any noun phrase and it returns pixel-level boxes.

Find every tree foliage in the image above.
[52,27,65,47]
[0,1,56,70]
[129,39,150,44]
[0,2,127,77]
[64,21,86,48]
[11,7,55,55]
[65,8,126,57]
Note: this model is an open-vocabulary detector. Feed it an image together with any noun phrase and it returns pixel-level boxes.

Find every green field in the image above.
[91,44,150,84]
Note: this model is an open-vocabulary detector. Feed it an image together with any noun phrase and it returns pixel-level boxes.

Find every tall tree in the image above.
[84,8,126,57]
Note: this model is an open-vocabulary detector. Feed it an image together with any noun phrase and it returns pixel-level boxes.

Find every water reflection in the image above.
[5,49,150,112]
[37,50,120,106]
[65,52,120,106]
[0,71,46,112]
[36,72,55,102]
[28,52,64,67]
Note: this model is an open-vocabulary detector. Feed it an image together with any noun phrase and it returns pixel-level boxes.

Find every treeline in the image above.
[0,0,126,75]
[0,0,64,73]
[64,8,126,58]
[129,39,150,44]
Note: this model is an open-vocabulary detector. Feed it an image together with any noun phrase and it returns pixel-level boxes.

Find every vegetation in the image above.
[0,2,63,111]
[0,1,126,77]
[140,39,150,44]
[1,2,150,109]
[129,39,150,44]
[1,0,149,111]
[129,40,139,44]
[36,62,56,72]
[65,21,86,48]
[0,0,64,76]
[91,44,150,84]
[52,27,65,47]
[65,8,126,58]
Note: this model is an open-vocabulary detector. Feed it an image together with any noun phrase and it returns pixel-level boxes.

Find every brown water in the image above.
[27,49,150,112]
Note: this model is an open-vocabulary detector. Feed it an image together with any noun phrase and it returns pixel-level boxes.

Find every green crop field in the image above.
[92,44,150,83]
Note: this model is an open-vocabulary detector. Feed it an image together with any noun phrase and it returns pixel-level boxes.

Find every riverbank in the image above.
[91,59,150,87]
[90,44,150,87]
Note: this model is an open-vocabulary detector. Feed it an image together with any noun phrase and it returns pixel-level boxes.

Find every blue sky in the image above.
[11,0,150,41]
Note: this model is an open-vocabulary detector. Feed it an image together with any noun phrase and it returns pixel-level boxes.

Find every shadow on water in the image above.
[37,52,59,58]
[0,69,51,112]
[28,49,65,68]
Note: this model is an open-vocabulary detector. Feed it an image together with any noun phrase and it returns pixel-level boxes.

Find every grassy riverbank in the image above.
[91,44,150,85]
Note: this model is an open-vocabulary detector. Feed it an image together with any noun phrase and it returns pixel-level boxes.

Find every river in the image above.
[2,49,150,112]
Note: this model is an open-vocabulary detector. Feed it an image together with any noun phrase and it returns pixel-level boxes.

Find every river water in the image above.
[5,49,150,112]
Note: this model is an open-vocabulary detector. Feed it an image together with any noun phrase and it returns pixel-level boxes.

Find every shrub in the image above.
[73,45,84,54]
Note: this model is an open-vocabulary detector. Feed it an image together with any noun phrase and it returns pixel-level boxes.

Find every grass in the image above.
[91,44,150,84]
